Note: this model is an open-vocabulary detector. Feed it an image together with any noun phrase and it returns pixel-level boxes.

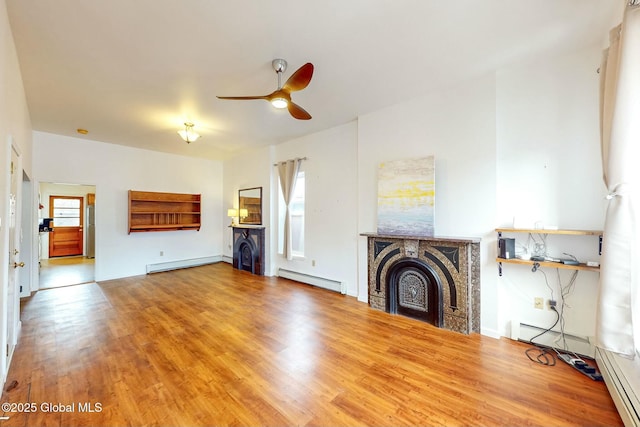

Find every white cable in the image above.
[554,270,579,351]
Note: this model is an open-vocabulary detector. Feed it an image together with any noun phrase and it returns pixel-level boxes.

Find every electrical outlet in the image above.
[160,251,164,256]
[548,299,557,309]
[534,297,544,309]
[312,260,316,267]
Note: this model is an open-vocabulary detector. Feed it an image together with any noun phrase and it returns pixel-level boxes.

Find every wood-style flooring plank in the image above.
[1,263,623,426]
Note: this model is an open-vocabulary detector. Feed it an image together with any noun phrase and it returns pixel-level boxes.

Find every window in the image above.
[51,197,81,226]
[278,171,305,257]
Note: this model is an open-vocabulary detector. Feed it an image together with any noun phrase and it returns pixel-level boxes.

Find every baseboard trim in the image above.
[480,327,501,339]
[596,347,640,427]
[146,256,221,274]
[511,321,594,358]
[278,268,346,294]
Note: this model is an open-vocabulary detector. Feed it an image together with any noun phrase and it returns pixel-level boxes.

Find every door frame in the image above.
[3,137,23,380]
[48,195,84,257]
[20,171,33,298]
[37,182,97,288]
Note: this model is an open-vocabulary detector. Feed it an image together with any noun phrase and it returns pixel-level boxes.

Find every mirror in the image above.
[239,187,262,225]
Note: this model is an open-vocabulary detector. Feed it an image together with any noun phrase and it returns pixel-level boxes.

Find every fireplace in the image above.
[232,226,265,275]
[387,258,443,327]
[362,233,480,334]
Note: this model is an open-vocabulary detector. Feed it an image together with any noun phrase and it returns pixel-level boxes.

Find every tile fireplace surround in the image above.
[362,233,481,334]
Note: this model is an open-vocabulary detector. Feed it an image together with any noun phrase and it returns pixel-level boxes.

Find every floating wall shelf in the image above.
[495,228,602,276]
[128,190,201,234]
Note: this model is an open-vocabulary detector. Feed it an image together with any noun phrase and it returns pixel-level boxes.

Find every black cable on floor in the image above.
[525,306,560,366]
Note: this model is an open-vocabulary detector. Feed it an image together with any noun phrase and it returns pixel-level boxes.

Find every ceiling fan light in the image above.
[271,98,288,109]
[178,122,200,143]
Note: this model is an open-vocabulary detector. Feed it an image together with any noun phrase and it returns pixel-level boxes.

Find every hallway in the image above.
[39,257,95,289]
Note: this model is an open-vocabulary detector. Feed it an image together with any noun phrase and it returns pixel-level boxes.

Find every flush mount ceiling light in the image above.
[177,122,200,144]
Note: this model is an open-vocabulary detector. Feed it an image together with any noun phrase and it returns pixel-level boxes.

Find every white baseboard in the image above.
[510,321,594,358]
[596,347,640,427]
[480,327,502,339]
[221,255,233,264]
[146,256,221,274]
[278,268,346,294]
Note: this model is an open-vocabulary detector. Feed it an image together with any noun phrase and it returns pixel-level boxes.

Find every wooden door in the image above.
[49,196,84,257]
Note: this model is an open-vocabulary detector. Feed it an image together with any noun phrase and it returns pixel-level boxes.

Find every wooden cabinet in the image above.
[495,228,602,275]
[128,190,201,234]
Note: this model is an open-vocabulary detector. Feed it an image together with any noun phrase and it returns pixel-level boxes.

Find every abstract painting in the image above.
[377,156,435,236]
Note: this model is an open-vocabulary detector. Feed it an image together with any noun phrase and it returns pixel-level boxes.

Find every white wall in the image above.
[221,122,360,295]
[33,131,223,282]
[222,145,273,272]
[273,122,359,296]
[353,44,607,341]
[495,44,606,341]
[0,0,33,385]
[357,74,499,336]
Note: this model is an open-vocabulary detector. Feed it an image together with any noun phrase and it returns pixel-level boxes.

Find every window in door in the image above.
[52,197,81,226]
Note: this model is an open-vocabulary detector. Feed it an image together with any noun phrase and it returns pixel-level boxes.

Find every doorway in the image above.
[49,195,84,257]
[39,183,96,289]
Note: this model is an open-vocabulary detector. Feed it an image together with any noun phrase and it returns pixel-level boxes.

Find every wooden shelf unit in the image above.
[128,190,201,234]
[495,257,601,273]
[496,228,602,236]
[495,228,602,275]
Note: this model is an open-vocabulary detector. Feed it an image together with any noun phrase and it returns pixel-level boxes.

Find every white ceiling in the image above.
[6,0,621,160]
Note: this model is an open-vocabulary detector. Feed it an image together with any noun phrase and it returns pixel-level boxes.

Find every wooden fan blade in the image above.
[216,95,268,100]
[282,63,314,93]
[288,101,312,120]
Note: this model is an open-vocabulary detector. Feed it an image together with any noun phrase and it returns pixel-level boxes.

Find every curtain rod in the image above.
[273,157,308,166]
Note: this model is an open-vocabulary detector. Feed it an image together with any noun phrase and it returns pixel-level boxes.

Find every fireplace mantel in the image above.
[361,233,481,334]
[360,233,480,244]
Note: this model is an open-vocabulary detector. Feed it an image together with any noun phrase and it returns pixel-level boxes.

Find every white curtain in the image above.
[597,1,640,358]
[277,158,302,260]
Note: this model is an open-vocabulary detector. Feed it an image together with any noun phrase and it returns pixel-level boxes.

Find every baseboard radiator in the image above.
[511,321,595,358]
[278,268,346,294]
[146,256,221,274]
[596,347,640,427]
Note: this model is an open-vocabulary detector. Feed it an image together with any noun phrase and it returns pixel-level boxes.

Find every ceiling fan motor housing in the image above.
[272,59,287,73]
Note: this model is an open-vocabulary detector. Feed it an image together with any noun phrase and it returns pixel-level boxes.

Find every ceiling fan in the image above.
[217,59,314,120]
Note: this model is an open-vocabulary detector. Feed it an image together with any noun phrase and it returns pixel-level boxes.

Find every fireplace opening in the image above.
[232,227,265,275]
[386,259,443,327]
[239,242,254,273]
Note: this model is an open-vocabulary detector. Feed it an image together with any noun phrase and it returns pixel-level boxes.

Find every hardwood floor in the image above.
[39,257,95,289]
[3,263,622,426]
